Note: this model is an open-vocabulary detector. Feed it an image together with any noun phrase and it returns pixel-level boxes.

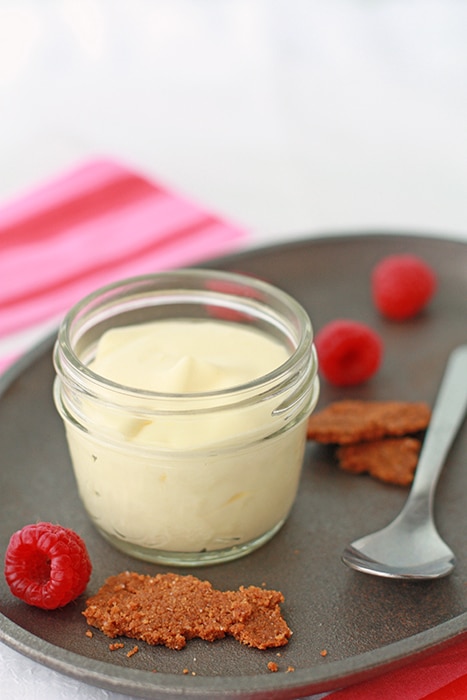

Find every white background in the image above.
[1,1,466,699]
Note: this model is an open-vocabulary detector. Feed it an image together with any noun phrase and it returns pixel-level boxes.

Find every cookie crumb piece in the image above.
[307,400,430,444]
[183,668,189,675]
[267,661,279,672]
[85,629,93,638]
[84,572,291,651]
[126,645,139,658]
[337,437,421,485]
[286,665,295,673]
[320,649,328,657]
[109,642,125,651]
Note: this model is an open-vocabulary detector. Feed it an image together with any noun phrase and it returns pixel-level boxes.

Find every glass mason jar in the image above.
[53,269,319,566]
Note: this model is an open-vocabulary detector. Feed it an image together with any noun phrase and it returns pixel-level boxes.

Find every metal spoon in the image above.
[342,344,467,580]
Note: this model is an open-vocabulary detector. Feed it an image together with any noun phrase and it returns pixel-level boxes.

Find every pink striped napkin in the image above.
[0,158,248,372]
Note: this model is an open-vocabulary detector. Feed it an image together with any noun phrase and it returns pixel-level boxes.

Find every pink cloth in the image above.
[0,158,247,372]
[0,158,466,699]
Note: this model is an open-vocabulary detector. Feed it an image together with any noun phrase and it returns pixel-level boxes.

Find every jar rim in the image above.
[54,268,315,402]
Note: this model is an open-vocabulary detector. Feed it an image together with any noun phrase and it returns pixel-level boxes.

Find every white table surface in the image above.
[1,1,466,698]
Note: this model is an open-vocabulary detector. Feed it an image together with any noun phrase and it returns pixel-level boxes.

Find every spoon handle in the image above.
[409,345,467,504]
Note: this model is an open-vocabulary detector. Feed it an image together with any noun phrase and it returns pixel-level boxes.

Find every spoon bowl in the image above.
[342,345,467,580]
[343,511,456,580]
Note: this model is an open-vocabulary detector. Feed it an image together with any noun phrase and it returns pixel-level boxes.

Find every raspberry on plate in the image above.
[4,522,92,610]
[372,254,437,320]
[315,319,383,387]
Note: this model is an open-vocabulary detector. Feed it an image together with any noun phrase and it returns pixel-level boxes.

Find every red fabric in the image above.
[421,673,467,699]
[324,636,467,699]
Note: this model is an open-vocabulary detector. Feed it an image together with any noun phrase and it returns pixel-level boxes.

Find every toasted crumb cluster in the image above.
[83,572,291,651]
[307,400,431,444]
[307,400,431,485]
[337,437,421,486]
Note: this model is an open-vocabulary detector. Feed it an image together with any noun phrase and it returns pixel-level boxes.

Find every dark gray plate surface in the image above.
[1,233,466,699]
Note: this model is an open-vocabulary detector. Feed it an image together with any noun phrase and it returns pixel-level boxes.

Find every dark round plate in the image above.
[1,233,467,699]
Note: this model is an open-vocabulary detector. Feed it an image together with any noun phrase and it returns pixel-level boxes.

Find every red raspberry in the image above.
[315,319,383,387]
[372,254,437,320]
[4,523,92,609]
